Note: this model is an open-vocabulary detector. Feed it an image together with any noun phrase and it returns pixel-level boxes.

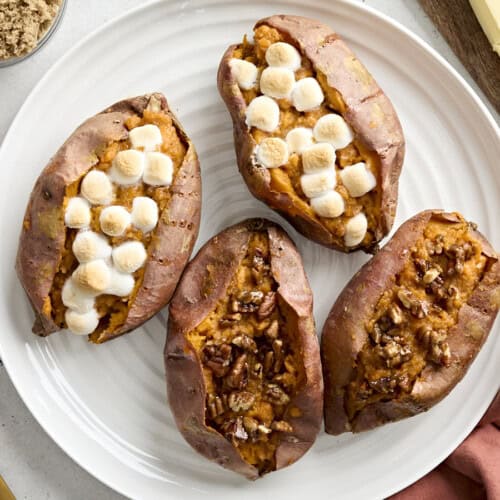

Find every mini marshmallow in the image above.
[106,269,135,297]
[65,308,99,335]
[286,127,313,154]
[259,67,295,99]
[339,162,377,198]
[143,152,173,186]
[300,168,336,198]
[109,149,145,185]
[344,212,368,247]
[313,114,354,150]
[99,206,131,237]
[292,77,324,112]
[245,95,280,132]
[61,279,95,313]
[129,124,163,151]
[256,138,289,168]
[72,231,112,263]
[80,170,113,205]
[310,191,345,218]
[64,197,91,229]
[131,196,158,233]
[302,143,336,174]
[229,58,258,90]
[265,42,301,71]
[73,260,111,294]
[112,241,147,274]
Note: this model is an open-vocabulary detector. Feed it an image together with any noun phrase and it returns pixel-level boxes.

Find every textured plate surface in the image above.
[0,1,499,499]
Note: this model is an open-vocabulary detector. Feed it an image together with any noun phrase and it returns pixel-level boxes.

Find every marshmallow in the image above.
[73,260,111,294]
[286,127,313,154]
[65,308,99,335]
[72,231,112,263]
[109,149,145,185]
[143,152,173,186]
[302,143,336,174]
[300,168,336,198]
[265,42,301,71]
[229,58,258,90]
[339,162,377,198]
[292,78,324,112]
[131,196,158,233]
[313,114,354,150]
[61,279,95,313]
[129,124,163,151]
[112,241,147,274]
[106,269,135,297]
[64,197,91,229]
[310,191,345,218]
[245,95,280,132]
[256,138,289,168]
[259,67,295,99]
[80,170,113,205]
[344,213,368,247]
[99,206,131,237]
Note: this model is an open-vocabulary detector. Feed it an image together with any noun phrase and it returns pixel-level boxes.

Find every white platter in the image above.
[0,1,499,498]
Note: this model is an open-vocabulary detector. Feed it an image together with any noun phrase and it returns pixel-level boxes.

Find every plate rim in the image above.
[0,0,499,498]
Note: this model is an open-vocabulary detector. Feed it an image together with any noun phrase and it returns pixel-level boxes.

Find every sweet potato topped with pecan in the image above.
[321,210,500,434]
[165,219,322,479]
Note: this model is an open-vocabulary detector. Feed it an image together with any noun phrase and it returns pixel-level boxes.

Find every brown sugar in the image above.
[0,0,63,61]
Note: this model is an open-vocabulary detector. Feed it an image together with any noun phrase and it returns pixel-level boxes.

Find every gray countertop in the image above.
[0,1,498,499]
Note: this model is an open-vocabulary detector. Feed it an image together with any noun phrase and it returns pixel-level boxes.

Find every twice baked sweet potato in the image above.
[321,210,500,434]
[16,93,201,343]
[165,219,322,479]
[218,15,404,253]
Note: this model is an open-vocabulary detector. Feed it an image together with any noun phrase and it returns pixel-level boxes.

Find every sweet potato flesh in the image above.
[346,216,488,420]
[187,233,303,474]
[48,110,186,343]
[234,26,380,248]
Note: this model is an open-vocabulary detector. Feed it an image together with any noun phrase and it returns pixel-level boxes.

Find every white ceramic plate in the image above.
[1,1,499,498]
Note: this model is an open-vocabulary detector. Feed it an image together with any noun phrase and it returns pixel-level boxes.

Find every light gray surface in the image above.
[0,1,498,499]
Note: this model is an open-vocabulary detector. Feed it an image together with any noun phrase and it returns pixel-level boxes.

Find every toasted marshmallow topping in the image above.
[229,58,258,90]
[80,171,113,206]
[292,78,324,112]
[259,67,295,99]
[109,149,145,185]
[73,260,112,294]
[344,213,368,247]
[310,191,345,218]
[112,241,147,274]
[313,114,354,150]
[144,152,173,186]
[129,124,163,151]
[340,162,377,198]
[106,269,135,297]
[131,196,158,233]
[64,197,91,229]
[72,231,112,263]
[99,206,131,237]
[286,127,314,154]
[302,143,336,174]
[65,308,99,336]
[265,42,301,71]
[300,168,336,198]
[245,95,280,132]
[61,279,95,313]
[256,138,289,168]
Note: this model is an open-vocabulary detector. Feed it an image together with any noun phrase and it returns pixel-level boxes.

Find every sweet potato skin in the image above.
[217,14,405,253]
[321,210,500,434]
[16,93,201,342]
[165,218,323,479]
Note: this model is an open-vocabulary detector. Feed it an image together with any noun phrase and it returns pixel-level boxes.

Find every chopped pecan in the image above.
[397,288,428,318]
[242,416,259,433]
[231,334,257,353]
[272,339,284,372]
[225,354,248,389]
[416,326,451,367]
[422,267,441,284]
[222,417,248,441]
[368,376,398,394]
[397,289,413,309]
[264,384,290,405]
[252,249,268,281]
[228,391,256,412]
[219,313,242,327]
[202,343,232,377]
[263,350,274,374]
[271,420,293,432]
[375,340,412,368]
[207,394,226,418]
[258,424,272,435]
[426,235,444,256]
[369,323,382,344]
[388,303,404,325]
[258,291,276,319]
[232,290,264,313]
[265,319,279,340]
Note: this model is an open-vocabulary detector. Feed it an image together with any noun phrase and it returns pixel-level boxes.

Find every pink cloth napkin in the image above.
[390,392,500,500]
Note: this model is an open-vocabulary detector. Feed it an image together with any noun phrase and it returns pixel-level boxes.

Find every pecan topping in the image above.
[228,391,256,412]
[416,326,451,367]
[258,291,276,319]
[242,416,259,433]
[368,376,398,394]
[272,339,284,372]
[263,350,274,374]
[388,303,404,325]
[225,354,248,389]
[231,334,257,353]
[207,394,226,418]
[232,290,264,313]
[375,340,412,368]
[265,319,279,340]
[222,417,248,441]
[219,313,242,327]
[202,343,232,377]
[264,384,290,405]
[271,420,293,432]
[422,267,441,284]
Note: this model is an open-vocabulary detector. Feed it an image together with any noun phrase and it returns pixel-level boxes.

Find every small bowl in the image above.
[0,0,67,68]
